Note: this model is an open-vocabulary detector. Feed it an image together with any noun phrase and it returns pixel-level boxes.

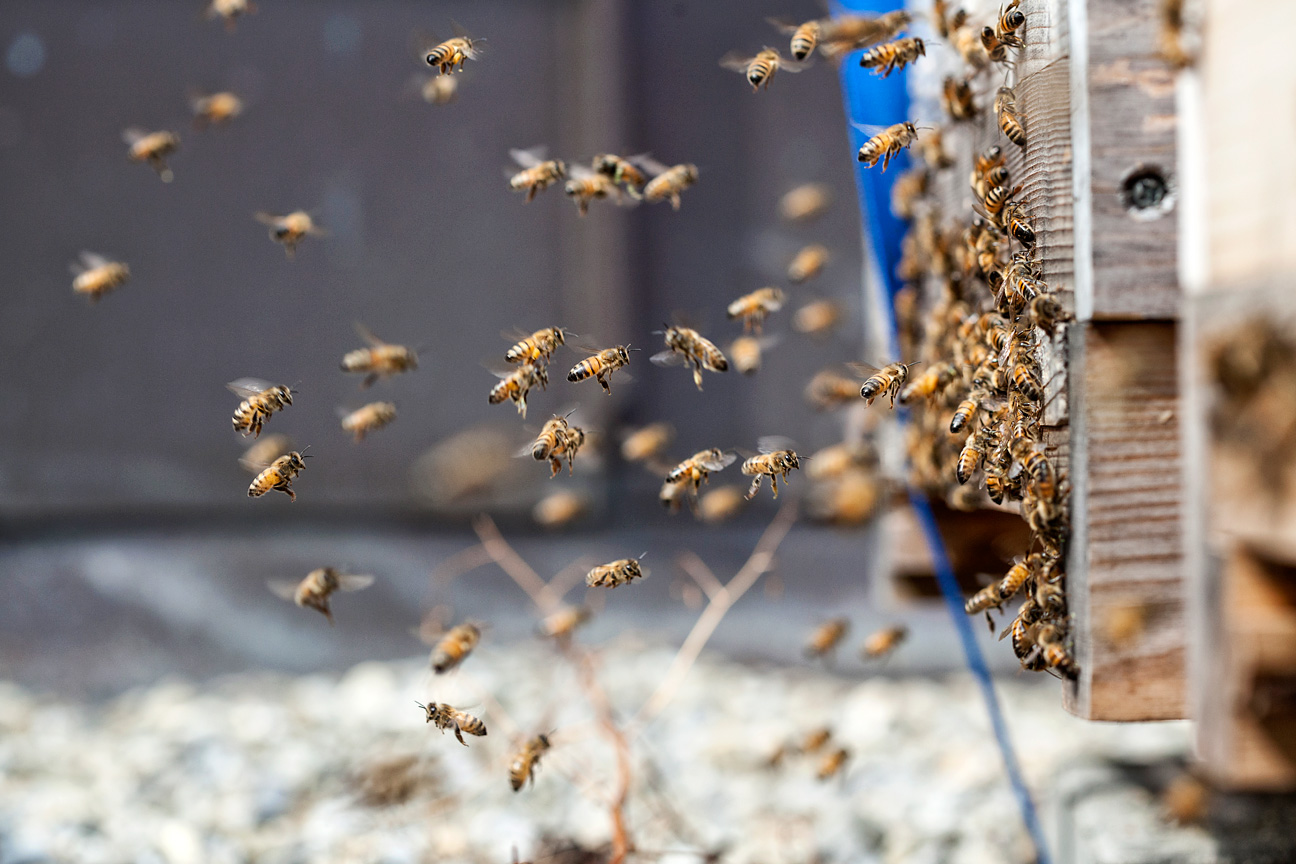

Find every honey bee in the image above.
[980,25,1010,63]
[942,75,978,121]
[509,733,552,791]
[568,344,631,394]
[533,491,588,528]
[341,324,419,387]
[964,580,1004,616]
[984,464,1011,504]
[563,163,622,216]
[729,335,780,375]
[240,433,292,473]
[506,326,569,365]
[899,363,956,405]
[805,368,863,410]
[861,625,908,659]
[1002,202,1036,249]
[956,427,992,485]
[820,10,911,56]
[932,0,965,39]
[228,378,293,438]
[593,153,649,199]
[953,22,991,68]
[248,450,310,501]
[70,251,129,302]
[720,47,806,92]
[767,17,820,61]
[658,477,690,512]
[666,449,738,498]
[122,128,179,182]
[891,168,928,220]
[1034,622,1078,677]
[949,389,987,434]
[1010,360,1042,401]
[817,747,850,781]
[639,159,700,211]
[1034,576,1067,619]
[1029,293,1068,331]
[417,701,487,746]
[859,37,926,77]
[538,604,592,640]
[995,0,1027,47]
[972,145,1008,196]
[586,555,647,589]
[415,73,459,105]
[1159,0,1193,69]
[997,556,1034,602]
[727,287,786,334]
[509,147,567,203]
[425,25,484,75]
[854,361,918,408]
[490,363,549,418]
[742,441,801,500]
[793,300,842,337]
[621,422,673,463]
[190,91,243,128]
[254,210,325,258]
[204,0,256,31]
[856,122,920,172]
[995,87,1027,147]
[1011,439,1056,499]
[779,183,831,222]
[698,485,746,523]
[429,621,482,674]
[652,326,729,390]
[341,401,397,442]
[530,414,587,477]
[788,244,830,284]
[916,128,953,170]
[800,726,833,754]
[268,567,372,623]
[805,618,849,659]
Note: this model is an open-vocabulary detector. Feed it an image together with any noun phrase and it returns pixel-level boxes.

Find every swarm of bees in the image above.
[505,149,695,215]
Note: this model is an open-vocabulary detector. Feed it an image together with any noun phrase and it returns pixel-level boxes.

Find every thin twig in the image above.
[631,498,798,731]
[472,514,552,609]
[539,554,596,611]
[566,643,634,864]
[428,544,493,588]
[675,551,724,601]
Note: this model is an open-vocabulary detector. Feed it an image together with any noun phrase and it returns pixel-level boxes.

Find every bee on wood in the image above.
[854,361,918,408]
[995,0,1027,48]
[652,326,729,391]
[586,556,647,589]
[780,183,831,222]
[742,440,801,500]
[418,701,487,746]
[240,433,292,474]
[995,87,1027,148]
[972,146,1008,198]
[1159,0,1194,69]
[509,733,552,792]
[638,158,700,211]
[817,747,850,781]
[997,556,1036,602]
[530,414,587,477]
[204,0,256,31]
[720,47,807,92]
[429,622,482,674]
[563,163,621,216]
[698,485,746,523]
[1034,622,1078,677]
[729,335,780,375]
[340,401,397,442]
[767,17,820,61]
[794,300,842,337]
[70,251,129,302]
[856,122,920,172]
[568,344,631,394]
[942,75,979,122]
[953,21,991,68]
[727,287,786,334]
[508,147,567,203]
[787,244,830,284]
[538,604,592,641]
[533,491,588,528]
[956,427,994,485]
[269,567,372,623]
[621,422,673,463]
[228,378,293,438]
[254,210,325,258]
[861,625,908,659]
[248,450,310,501]
[342,324,419,388]
[805,618,850,659]
[190,91,243,128]
[859,37,926,77]
[122,128,179,182]
[666,449,738,499]
[490,363,548,418]
[1003,202,1036,248]
[806,368,863,411]
[1009,359,1042,401]
[1004,602,1046,669]
[1011,439,1056,499]
[980,25,1011,64]
[425,25,484,75]
[593,153,649,199]
[1035,577,1067,620]
[1029,293,1068,331]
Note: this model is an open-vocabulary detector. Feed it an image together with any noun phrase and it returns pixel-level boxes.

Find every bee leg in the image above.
[453,726,467,746]
[692,366,704,391]
[548,457,561,479]
[598,376,610,395]
[526,186,537,204]
[363,373,378,388]
[670,193,681,211]
[745,476,762,501]
[771,475,780,499]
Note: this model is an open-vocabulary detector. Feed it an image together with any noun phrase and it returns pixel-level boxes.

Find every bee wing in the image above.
[567,162,595,180]
[355,322,386,347]
[121,127,146,145]
[757,435,798,454]
[337,574,375,592]
[509,146,548,168]
[766,16,800,34]
[628,154,671,177]
[254,211,283,226]
[226,377,275,398]
[650,349,687,368]
[410,28,443,57]
[719,51,756,72]
[780,55,812,73]
[267,579,300,601]
[699,451,739,471]
[846,361,883,377]
[450,19,474,39]
[239,454,273,473]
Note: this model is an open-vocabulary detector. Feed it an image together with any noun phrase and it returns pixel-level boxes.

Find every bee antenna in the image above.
[638,551,648,560]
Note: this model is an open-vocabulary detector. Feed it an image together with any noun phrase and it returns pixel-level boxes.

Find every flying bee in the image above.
[995,0,1027,47]
[949,388,988,434]
[995,87,1027,147]
[204,0,256,31]
[530,415,587,477]
[533,491,588,528]
[861,625,908,659]
[957,428,993,485]
[340,401,397,442]
[342,324,419,387]
[425,25,484,75]
[122,128,179,182]
[568,344,631,394]
[859,36,926,77]
[254,210,325,258]
[508,147,567,203]
[964,580,1004,616]
[429,622,482,674]
[190,90,244,128]
[817,747,850,781]
[637,158,699,211]
[800,726,833,754]
[788,244,830,284]
[228,378,293,438]
[767,17,820,61]
[563,163,620,216]
[727,287,786,334]
[621,422,673,463]
[415,72,459,104]
[509,734,552,792]
[780,183,831,222]
[729,334,780,375]
[586,555,647,589]
[853,361,918,408]
[720,47,807,92]
[666,448,738,499]
[856,122,920,172]
[69,251,130,302]
[819,10,910,56]
[593,153,649,199]
[805,618,849,659]
[248,450,309,501]
[1029,293,1068,331]
[659,477,690,512]
[418,701,487,746]
[806,369,863,410]
[742,440,801,500]
[240,433,292,473]
[899,363,957,405]
[268,566,372,624]
[793,299,842,337]
[489,363,549,418]
[538,604,592,641]
[698,485,746,523]
[506,326,570,365]
[652,326,729,391]
[942,75,978,121]
[997,556,1035,602]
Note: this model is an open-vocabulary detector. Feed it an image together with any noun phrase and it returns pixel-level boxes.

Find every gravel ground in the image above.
[0,637,1204,864]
